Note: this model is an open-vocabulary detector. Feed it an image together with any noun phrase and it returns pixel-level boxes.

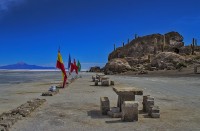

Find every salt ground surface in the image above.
[0,71,200,131]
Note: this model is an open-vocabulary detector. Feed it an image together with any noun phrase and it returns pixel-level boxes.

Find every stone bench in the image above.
[121,101,139,122]
[95,79,99,86]
[100,97,110,115]
[194,65,200,74]
[107,107,121,118]
[148,105,160,118]
[101,80,110,86]
[143,95,154,113]
[101,76,109,82]
[92,76,96,82]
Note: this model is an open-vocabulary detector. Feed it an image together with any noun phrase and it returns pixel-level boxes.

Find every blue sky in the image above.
[0,0,200,69]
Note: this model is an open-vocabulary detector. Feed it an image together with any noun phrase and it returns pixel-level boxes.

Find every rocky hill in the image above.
[104,31,200,75]
[108,31,185,60]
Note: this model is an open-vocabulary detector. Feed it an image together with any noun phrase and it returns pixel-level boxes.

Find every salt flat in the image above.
[0,71,200,131]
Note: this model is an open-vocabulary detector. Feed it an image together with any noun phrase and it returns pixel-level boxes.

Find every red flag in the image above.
[70,59,78,74]
[56,50,67,88]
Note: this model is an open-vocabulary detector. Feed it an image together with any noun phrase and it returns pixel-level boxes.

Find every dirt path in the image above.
[6,73,200,131]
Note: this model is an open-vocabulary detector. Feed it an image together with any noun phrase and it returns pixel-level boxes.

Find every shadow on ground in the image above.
[105,120,122,124]
[139,109,151,118]
[87,110,109,119]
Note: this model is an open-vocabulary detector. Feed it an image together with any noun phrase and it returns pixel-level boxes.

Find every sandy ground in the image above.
[0,71,200,131]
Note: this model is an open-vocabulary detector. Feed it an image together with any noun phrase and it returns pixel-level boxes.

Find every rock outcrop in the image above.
[104,58,131,75]
[104,31,200,74]
[108,31,184,61]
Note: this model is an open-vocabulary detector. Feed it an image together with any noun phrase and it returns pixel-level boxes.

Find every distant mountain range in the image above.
[0,62,55,69]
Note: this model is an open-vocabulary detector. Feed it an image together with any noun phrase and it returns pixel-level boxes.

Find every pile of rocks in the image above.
[0,98,46,131]
[143,95,160,118]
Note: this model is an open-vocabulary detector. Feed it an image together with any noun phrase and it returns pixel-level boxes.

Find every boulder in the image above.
[165,31,184,49]
[151,52,186,70]
[104,58,131,75]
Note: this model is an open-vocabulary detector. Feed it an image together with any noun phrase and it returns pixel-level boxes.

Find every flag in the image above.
[73,59,78,74]
[70,59,78,74]
[68,54,71,70]
[56,50,67,88]
[77,60,81,72]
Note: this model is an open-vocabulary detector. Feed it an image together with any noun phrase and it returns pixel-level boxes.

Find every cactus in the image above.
[154,45,157,55]
[191,38,195,55]
[123,42,125,47]
[135,34,137,39]
[163,35,166,49]
[195,39,198,46]
[154,38,157,44]
[148,55,151,63]
[154,38,157,55]
[114,44,116,51]
[161,44,164,52]
[127,39,130,44]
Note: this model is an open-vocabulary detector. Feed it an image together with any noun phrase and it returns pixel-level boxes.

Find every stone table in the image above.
[113,87,143,111]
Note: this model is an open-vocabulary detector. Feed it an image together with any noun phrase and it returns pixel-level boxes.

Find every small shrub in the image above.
[176,62,187,69]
